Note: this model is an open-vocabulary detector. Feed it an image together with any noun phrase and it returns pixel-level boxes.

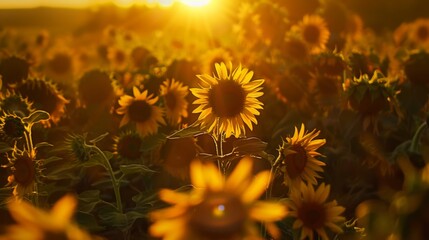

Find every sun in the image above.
[179,0,211,7]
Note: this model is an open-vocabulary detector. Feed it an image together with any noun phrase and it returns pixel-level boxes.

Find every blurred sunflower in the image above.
[107,46,128,71]
[0,112,26,140]
[15,78,69,126]
[279,124,326,188]
[200,48,233,75]
[45,46,79,80]
[149,157,287,240]
[5,150,35,198]
[113,131,144,161]
[287,182,345,240]
[78,69,115,108]
[295,15,330,53]
[1,194,98,240]
[410,18,429,47]
[190,62,264,138]
[159,79,188,125]
[116,86,165,137]
[0,91,34,117]
[159,137,198,180]
[0,56,30,88]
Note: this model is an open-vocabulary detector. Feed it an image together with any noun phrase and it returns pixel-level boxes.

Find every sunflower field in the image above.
[1,0,429,239]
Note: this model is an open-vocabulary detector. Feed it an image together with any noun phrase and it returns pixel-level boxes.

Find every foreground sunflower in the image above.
[116,86,165,137]
[190,62,264,138]
[6,150,36,199]
[295,15,330,53]
[149,157,287,240]
[279,124,326,188]
[1,194,99,240]
[287,182,345,240]
[159,79,189,125]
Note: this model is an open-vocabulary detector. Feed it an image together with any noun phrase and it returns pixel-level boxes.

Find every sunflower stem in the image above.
[90,145,123,213]
[410,121,427,153]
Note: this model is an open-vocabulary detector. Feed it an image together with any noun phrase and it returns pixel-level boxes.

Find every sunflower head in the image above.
[200,48,233,75]
[295,15,330,53]
[131,46,158,70]
[78,69,115,107]
[47,52,74,76]
[0,91,34,117]
[107,46,128,71]
[159,78,189,126]
[0,113,26,139]
[313,51,346,78]
[64,133,91,162]
[287,182,345,240]
[282,36,310,61]
[116,86,165,137]
[0,56,30,88]
[404,50,429,85]
[149,157,288,240]
[113,131,144,161]
[344,71,395,116]
[7,150,35,198]
[15,78,69,125]
[190,62,264,138]
[410,18,429,46]
[279,124,326,187]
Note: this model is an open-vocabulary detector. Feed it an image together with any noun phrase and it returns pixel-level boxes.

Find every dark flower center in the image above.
[284,144,308,179]
[189,193,247,239]
[164,92,177,111]
[49,53,72,75]
[208,80,246,118]
[3,116,25,138]
[128,100,152,122]
[13,155,35,186]
[298,201,327,229]
[114,50,126,65]
[0,56,29,86]
[303,24,321,45]
[117,134,142,160]
[417,26,429,41]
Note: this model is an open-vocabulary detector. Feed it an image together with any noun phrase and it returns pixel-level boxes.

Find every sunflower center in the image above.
[189,193,247,239]
[128,100,152,123]
[49,53,72,75]
[2,116,25,138]
[298,201,327,229]
[164,92,177,111]
[417,26,429,41]
[116,134,142,160]
[13,155,35,186]
[303,24,321,45]
[284,144,308,179]
[44,231,69,240]
[208,80,246,118]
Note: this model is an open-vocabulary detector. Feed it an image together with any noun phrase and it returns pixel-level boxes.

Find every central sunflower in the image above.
[190,62,264,138]
[116,86,166,137]
[149,157,288,240]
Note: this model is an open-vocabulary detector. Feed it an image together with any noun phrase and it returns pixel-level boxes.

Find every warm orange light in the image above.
[179,0,211,7]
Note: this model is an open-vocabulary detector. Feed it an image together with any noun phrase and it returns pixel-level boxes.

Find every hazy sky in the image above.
[0,0,153,8]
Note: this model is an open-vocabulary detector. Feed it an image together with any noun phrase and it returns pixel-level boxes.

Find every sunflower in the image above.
[78,69,115,107]
[190,62,264,138]
[6,150,35,198]
[15,78,69,126]
[149,157,288,240]
[112,131,144,161]
[200,48,233,75]
[1,194,99,240]
[295,15,330,53]
[0,112,26,140]
[116,86,165,137]
[0,56,30,88]
[159,79,189,125]
[410,18,429,46]
[279,123,326,188]
[287,182,345,240]
[0,91,34,117]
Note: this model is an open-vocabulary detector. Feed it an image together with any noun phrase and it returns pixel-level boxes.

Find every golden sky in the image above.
[0,0,209,8]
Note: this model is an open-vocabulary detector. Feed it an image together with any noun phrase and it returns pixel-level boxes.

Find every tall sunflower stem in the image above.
[91,145,123,213]
[410,121,427,153]
[24,128,39,207]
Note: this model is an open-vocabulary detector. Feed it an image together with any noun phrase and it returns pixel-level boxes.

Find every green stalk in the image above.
[90,145,123,213]
[410,121,427,153]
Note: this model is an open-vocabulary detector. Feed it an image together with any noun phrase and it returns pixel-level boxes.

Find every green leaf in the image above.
[0,142,13,153]
[23,110,50,124]
[167,122,205,139]
[34,142,53,149]
[98,208,128,227]
[76,211,105,232]
[232,137,267,155]
[89,132,109,144]
[119,164,157,176]
[78,190,101,213]
[140,133,167,152]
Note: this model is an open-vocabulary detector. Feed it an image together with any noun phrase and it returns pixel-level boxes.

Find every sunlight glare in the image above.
[179,0,211,7]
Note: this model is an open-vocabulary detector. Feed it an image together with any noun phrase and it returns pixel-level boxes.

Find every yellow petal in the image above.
[241,171,270,203]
